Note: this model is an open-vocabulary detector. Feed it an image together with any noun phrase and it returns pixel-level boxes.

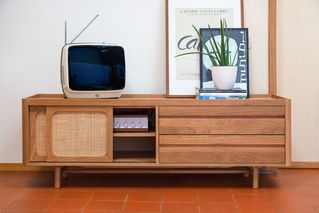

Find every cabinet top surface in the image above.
[23,94,288,107]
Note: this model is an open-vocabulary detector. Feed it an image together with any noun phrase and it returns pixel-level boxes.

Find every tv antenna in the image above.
[65,14,100,44]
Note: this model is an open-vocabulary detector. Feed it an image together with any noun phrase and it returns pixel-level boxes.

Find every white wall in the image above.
[0,0,269,163]
[0,0,166,163]
[277,0,319,162]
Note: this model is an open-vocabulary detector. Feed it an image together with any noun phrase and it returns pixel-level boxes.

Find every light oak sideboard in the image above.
[22,94,291,188]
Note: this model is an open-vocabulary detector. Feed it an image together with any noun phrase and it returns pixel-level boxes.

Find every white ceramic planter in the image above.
[211,66,238,90]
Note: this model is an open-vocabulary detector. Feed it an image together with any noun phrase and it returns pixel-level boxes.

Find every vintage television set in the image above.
[61,43,125,98]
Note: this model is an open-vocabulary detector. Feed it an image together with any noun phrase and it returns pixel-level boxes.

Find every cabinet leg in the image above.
[252,167,259,189]
[54,167,62,188]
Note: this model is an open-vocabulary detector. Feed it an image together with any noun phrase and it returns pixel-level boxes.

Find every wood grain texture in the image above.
[29,107,47,161]
[7,161,319,171]
[241,0,245,27]
[24,162,286,168]
[113,132,156,138]
[23,94,287,107]
[0,163,52,171]
[159,147,285,164]
[22,99,31,165]
[159,118,285,135]
[27,94,275,99]
[165,0,169,97]
[22,93,290,189]
[159,106,285,117]
[113,158,156,163]
[285,99,292,166]
[159,135,285,146]
[269,0,277,95]
[156,106,160,163]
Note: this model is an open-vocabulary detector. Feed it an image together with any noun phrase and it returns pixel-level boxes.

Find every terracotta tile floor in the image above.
[0,169,319,212]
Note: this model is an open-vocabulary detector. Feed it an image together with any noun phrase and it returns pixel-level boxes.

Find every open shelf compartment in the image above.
[113,137,156,163]
[112,108,157,163]
[113,108,156,133]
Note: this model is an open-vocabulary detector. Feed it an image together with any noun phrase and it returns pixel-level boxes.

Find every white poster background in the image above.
[168,0,242,95]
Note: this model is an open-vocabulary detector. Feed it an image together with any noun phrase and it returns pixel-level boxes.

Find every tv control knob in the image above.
[138,122,143,128]
[131,123,136,128]
[124,122,129,128]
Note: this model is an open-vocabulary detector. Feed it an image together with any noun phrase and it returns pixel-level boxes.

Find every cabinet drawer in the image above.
[159,118,285,135]
[160,135,285,146]
[159,147,285,164]
[159,107,285,117]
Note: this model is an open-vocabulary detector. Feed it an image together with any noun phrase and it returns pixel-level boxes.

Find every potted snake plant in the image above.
[176,19,238,90]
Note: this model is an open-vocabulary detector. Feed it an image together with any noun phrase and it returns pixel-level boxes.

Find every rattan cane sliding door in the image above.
[46,107,113,162]
[29,107,47,161]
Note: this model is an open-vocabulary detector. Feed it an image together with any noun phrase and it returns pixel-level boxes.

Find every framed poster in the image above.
[200,28,249,97]
[166,0,244,97]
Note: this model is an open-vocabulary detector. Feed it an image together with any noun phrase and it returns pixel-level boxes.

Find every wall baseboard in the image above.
[289,162,319,169]
[0,163,318,171]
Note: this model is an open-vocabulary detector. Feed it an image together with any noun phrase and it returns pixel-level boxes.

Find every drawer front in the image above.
[159,118,285,135]
[159,147,285,164]
[160,135,285,146]
[159,107,285,117]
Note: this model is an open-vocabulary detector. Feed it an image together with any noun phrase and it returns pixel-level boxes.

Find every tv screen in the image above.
[68,45,125,91]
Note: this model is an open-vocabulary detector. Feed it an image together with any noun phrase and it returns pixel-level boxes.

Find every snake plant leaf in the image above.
[208,25,223,65]
[174,19,237,68]
[208,25,222,65]
[207,36,220,63]
[175,51,218,60]
[231,48,239,66]
[192,25,220,65]
[226,35,230,66]
[175,51,219,66]
[220,19,226,65]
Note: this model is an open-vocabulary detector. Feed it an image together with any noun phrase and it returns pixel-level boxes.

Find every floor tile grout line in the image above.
[263,190,279,212]
[120,190,129,213]
[81,191,94,213]
[265,187,319,212]
[41,198,58,213]
[195,190,200,213]
[195,191,200,204]
[160,191,163,213]
[302,197,319,212]
[2,170,319,212]
[2,189,26,212]
[194,189,201,213]
[2,200,15,212]
[231,192,240,213]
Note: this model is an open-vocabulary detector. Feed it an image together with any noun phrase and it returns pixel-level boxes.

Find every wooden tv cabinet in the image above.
[22,94,291,188]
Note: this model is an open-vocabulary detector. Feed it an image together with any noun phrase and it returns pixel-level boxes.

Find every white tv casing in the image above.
[61,43,125,99]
